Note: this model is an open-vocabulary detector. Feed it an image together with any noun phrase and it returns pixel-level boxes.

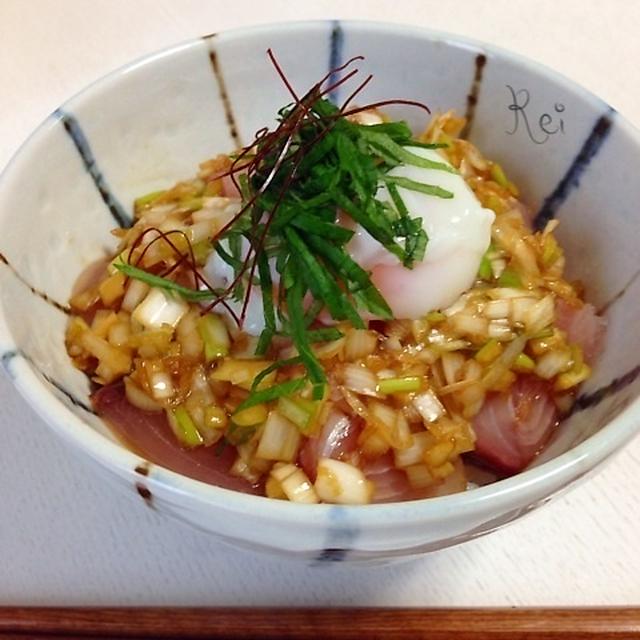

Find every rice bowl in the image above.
[1,21,639,560]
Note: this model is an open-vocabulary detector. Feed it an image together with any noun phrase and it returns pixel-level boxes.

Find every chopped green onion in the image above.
[497,268,522,288]
[180,197,203,211]
[170,406,204,448]
[235,377,307,414]
[530,327,555,340]
[478,254,492,280]
[225,423,257,446]
[490,163,510,189]
[378,376,422,394]
[475,338,503,364]
[514,352,536,372]
[426,311,446,324]
[192,240,213,265]
[277,396,318,433]
[197,314,230,361]
[134,189,166,209]
[233,403,268,426]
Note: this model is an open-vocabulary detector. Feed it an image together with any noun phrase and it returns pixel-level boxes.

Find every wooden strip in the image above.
[0,607,639,639]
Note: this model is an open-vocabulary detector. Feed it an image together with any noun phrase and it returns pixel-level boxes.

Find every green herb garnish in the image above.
[120,51,457,405]
[114,260,219,302]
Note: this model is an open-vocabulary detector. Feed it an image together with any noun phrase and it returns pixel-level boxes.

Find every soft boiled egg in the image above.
[204,146,494,334]
[347,146,495,318]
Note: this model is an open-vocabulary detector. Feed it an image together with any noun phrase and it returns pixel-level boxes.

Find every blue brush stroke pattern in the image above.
[460,53,487,139]
[0,251,70,314]
[1,349,18,377]
[55,109,131,228]
[571,364,640,415]
[533,109,615,231]
[2,347,95,414]
[202,36,242,148]
[328,21,344,103]
[313,505,358,564]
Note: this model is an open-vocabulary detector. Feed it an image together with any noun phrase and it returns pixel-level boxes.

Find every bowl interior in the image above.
[1,20,640,493]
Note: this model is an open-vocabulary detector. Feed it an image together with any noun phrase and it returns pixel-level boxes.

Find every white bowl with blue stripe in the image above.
[1,21,639,561]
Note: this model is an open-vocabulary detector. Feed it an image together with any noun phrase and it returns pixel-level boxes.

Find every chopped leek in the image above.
[170,406,204,448]
[513,352,535,372]
[497,268,522,288]
[475,339,503,364]
[477,254,492,281]
[232,403,268,427]
[255,411,301,462]
[277,396,319,433]
[426,311,446,324]
[378,376,422,394]
[197,314,230,361]
[490,163,509,189]
[134,189,166,210]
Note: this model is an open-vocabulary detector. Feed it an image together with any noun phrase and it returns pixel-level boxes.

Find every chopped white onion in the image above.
[405,464,435,489]
[132,287,188,329]
[449,313,488,337]
[141,206,174,225]
[256,411,301,462]
[315,458,373,505]
[187,220,214,244]
[488,320,514,340]
[487,287,528,299]
[158,217,185,234]
[441,351,465,385]
[394,431,435,468]
[344,329,378,360]
[427,330,445,346]
[124,377,162,412]
[482,334,527,388]
[121,279,150,312]
[535,349,572,380]
[513,238,539,276]
[192,196,235,220]
[382,335,403,352]
[483,299,510,319]
[281,471,319,504]
[107,322,130,347]
[349,110,384,126]
[343,363,379,396]
[490,258,507,279]
[230,456,262,485]
[150,371,174,399]
[442,293,470,317]
[271,463,318,504]
[190,366,214,404]
[413,390,445,424]
[523,294,555,334]
[511,297,536,324]
[437,339,470,352]
[464,358,483,382]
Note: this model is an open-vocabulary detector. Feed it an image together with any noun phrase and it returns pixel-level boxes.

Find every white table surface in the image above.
[1,0,639,607]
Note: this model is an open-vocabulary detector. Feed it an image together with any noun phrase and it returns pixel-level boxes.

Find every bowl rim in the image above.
[2,18,640,528]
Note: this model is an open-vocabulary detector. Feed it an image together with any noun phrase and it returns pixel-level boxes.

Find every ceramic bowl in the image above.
[1,20,640,562]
